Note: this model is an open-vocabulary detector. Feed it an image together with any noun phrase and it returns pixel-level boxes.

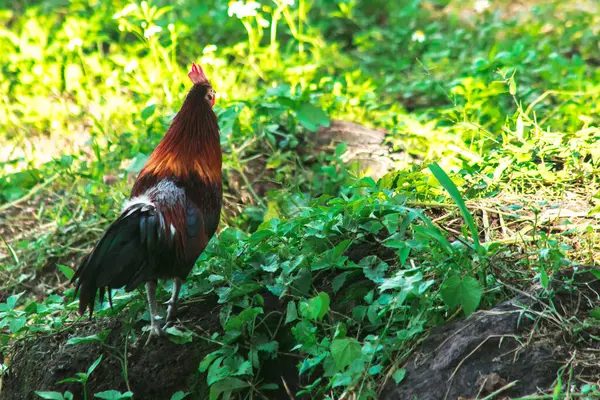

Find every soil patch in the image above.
[1,294,299,400]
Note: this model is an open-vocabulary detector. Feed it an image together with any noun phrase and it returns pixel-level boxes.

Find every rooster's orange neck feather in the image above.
[136,85,222,187]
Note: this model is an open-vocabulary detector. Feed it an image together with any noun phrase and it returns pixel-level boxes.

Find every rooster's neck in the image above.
[136,85,222,187]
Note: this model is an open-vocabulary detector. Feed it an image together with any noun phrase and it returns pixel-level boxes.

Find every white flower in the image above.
[474,0,490,13]
[125,59,139,74]
[228,1,261,18]
[258,16,270,27]
[411,30,425,43]
[113,3,138,19]
[144,25,162,38]
[67,37,83,50]
[203,44,218,54]
[106,71,118,86]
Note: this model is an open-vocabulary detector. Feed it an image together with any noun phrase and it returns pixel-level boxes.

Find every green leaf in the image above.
[553,374,562,399]
[209,377,250,400]
[335,142,347,157]
[516,114,524,139]
[56,378,81,384]
[299,353,327,375]
[296,103,330,132]
[398,246,411,266]
[6,292,24,309]
[165,327,193,344]
[232,360,252,376]
[141,104,156,119]
[199,350,225,373]
[322,355,337,377]
[590,270,600,280]
[267,84,291,97]
[590,308,600,320]
[428,162,483,255]
[382,214,399,234]
[382,238,405,249]
[509,79,517,96]
[331,372,352,387]
[207,356,229,386]
[332,271,352,294]
[9,317,27,333]
[257,341,279,353]
[66,331,111,346]
[225,307,263,331]
[249,229,274,243]
[352,306,366,321]
[332,239,351,258]
[264,200,280,221]
[34,392,66,400]
[170,392,190,400]
[2,234,19,264]
[299,292,330,321]
[125,153,148,174]
[539,268,549,289]
[93,390,133,400]
[367,304,379,324]
[440,275,482,316]
[360,257,388,283]
[57,264,74,280]
[392,369,406,384]
[368,365,383,375]
[259,253,279,272]
[285,301,298,324]
[412,225,454,255]
[330,338,362,371]
[87,355,103,376]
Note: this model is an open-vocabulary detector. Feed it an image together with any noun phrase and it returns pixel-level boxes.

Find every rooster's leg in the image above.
[145,280,164,337]
[165,278,182,327]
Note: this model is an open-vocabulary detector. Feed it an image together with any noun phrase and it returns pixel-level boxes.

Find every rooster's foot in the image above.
[163,278,182,329]
[144,322,166,346]
[164,302,178,328]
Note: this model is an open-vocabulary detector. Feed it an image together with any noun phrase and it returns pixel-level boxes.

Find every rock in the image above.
[314,120,412,180]
[225,120,413,213]
[382,269,600,399]
[381,296,563,399]
[314,120,387,147]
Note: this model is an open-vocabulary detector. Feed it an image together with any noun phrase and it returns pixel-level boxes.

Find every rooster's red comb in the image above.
[188,62,209,85]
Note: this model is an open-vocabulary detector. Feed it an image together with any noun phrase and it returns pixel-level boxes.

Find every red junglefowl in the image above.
[72,62,222,337]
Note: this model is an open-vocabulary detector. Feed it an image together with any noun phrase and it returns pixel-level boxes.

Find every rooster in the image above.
[72,62,222,336]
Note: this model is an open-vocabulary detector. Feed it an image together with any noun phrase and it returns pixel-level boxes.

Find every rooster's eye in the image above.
[205,89,216,106]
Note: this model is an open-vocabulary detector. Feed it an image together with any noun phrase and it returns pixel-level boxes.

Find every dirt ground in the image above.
[1,289,305,400]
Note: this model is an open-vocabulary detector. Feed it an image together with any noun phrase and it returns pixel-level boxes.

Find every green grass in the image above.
[3,0,600,398]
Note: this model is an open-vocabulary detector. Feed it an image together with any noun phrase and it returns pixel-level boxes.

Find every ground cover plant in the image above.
[3,0,600,398]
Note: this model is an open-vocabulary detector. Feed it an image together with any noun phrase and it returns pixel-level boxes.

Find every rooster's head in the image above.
[188,62,215,108]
